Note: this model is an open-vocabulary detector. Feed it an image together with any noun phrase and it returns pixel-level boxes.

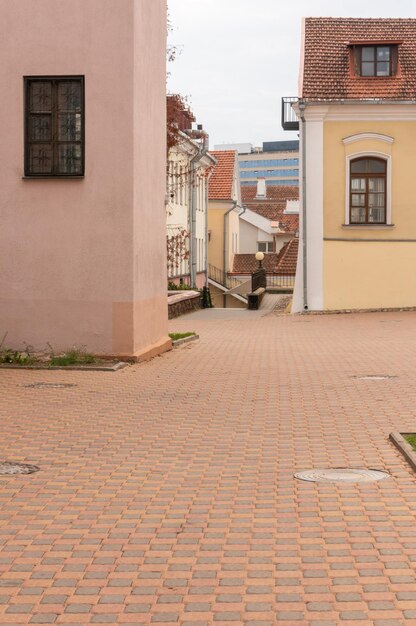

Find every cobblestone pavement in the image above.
[1,310,416,625]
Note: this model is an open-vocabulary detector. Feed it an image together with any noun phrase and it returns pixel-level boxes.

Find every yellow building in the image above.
[208,150,246,307]
[288,18,416,312]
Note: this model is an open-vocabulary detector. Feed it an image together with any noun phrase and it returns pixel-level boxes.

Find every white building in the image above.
[167,132,216,288]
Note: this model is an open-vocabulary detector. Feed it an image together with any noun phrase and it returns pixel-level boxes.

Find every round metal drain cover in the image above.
[0,462,40,475]
[294,468,390,483]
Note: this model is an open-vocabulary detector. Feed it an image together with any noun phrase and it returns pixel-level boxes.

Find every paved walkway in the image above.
[1,309,416,625]
[182,294,290,321]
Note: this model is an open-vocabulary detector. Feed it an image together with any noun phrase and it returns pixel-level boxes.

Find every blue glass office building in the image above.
[238,140,299,187]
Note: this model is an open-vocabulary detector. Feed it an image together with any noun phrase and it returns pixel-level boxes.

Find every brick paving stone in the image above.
[3,310,416,624]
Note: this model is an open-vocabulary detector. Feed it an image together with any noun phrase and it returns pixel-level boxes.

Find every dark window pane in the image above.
[58,113,82,141]
[377,62,390,76]
[377,47,390,61]
[367,159,386,173]
[368,193,385,208]
[57,144,82,174]
[350,207,366,222]
[362,62,375,76]
[351,177,365,191]
[58,81,82,111]
[351,159,386,174]
[29,144,53,174]
[29,82,52,112]
[362,47,375,61]
[29,115,52,141]
[368,178,385,192]
[368,207,385,222]
[351,160,366,173]
[351,194,365,207]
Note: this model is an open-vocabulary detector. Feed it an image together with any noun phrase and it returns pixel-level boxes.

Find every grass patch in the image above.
[0,342,99,367]
[404,434,416,451]
[169,332,196,341]
[49,347,96,366]
[0,349,37,365]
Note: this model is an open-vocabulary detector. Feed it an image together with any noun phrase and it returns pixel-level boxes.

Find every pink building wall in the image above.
[0,0,170,358]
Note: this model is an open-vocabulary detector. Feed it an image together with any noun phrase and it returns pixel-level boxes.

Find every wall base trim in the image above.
[99,336,172,363]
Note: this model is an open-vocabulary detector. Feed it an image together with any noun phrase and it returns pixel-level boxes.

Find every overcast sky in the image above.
[167,0,416,148]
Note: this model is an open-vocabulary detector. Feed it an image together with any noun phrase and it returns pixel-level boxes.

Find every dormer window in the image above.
[351,44,399,77]
[361,46,391,76]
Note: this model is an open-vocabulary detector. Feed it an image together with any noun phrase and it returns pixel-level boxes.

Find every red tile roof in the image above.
[232,239,299,275]
[232,253,280,274]
[302,18,416,101]
[274,238,299,276]
[208,151,237,200]
[241,186,299,234]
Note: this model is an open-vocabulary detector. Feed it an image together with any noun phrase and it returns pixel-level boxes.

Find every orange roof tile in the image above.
[208,151,237,200]
[274,238,299,276]
[232,239,298,275]
[241,186,299,234]
[303,18,416,101]
[232,253,279,274]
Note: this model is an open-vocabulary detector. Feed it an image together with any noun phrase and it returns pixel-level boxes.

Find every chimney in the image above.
[255,177,266,199]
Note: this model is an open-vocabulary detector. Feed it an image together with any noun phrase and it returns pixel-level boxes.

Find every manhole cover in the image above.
[0,462,40,475]
[23,383,77,389]
[353,375,397,381]
[294,468,390,483]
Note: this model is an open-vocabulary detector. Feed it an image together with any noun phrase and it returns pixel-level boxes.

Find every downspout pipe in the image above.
[204,167,214,288]
[299,101,308,311]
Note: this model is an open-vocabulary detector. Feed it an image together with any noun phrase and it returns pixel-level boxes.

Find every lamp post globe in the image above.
[255,251,264,268]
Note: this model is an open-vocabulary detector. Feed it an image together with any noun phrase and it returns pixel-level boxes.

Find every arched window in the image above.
[350,157,386,224]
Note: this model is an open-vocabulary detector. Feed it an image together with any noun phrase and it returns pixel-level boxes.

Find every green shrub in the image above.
[168,281,193,291]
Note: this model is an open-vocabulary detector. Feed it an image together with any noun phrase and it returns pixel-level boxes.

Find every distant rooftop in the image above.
[208,151,238,200]
[214,140,299,155]
[303,18,416,101]
[262,141,299,152]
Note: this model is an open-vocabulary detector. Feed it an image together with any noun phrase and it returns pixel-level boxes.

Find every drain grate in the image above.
[353,375,397,381]
[294,468,390,483]
[23,382,77,389]
[0,462,40,475]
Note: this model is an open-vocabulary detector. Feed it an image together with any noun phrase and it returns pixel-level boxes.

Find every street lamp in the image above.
[255,251,265,268]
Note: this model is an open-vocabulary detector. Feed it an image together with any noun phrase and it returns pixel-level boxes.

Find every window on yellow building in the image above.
[350,157,386,224]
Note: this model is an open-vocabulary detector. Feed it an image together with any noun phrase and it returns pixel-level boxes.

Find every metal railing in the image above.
[208,264,243,290]
[281,97,299,131]
[266,274,295,289]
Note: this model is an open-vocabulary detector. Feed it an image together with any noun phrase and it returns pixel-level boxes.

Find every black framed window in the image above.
[25,76,84,177]
[360,46,392,76]
[350,157,386,224]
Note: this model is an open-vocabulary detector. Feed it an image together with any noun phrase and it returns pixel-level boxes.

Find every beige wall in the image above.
[208,202,240,272]
[0,0,169,356]
[209,285,246,309]
[323,120,416,310]
[324,241,416,310]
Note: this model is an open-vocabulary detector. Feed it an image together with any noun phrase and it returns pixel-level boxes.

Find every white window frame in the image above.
[257,241,273,253]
